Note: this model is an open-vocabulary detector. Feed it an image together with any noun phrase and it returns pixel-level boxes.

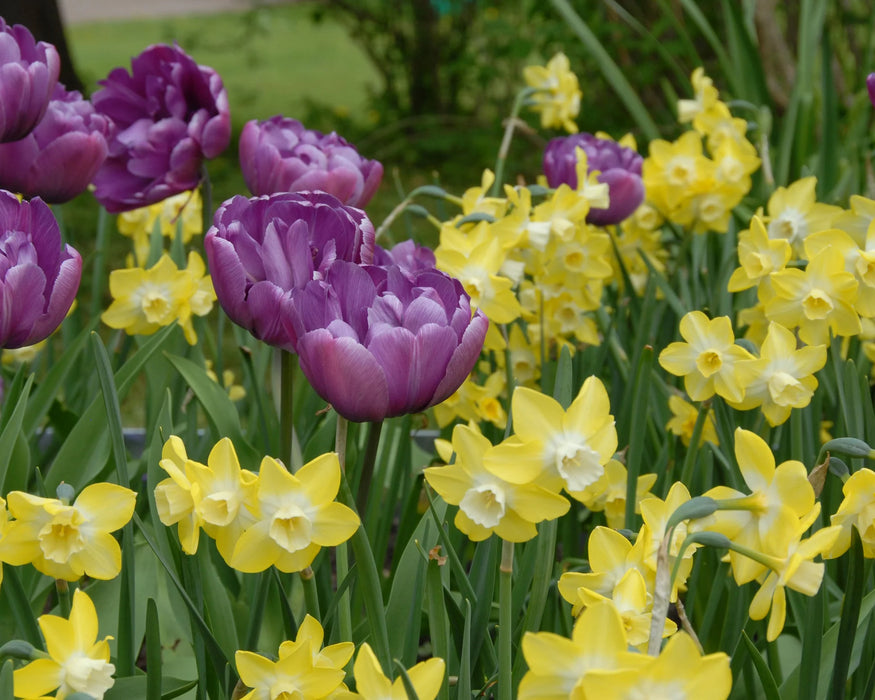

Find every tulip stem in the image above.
[89,206,110,322]
[356,420,384,514]
[280,350,296,470]
[335,416,354,644]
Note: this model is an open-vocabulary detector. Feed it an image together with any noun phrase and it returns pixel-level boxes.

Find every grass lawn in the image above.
[67,3,381,131]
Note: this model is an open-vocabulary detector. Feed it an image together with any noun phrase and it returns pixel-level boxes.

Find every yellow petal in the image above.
[402,657,446,700]
[354,643,393,699]
[76,483,137,532]
[13,658,62,697]
[309,503,360,546]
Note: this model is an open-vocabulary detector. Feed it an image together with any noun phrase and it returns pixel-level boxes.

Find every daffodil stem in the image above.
[280,350,295,470]
[356,420,384,514]
[492,89,534,197]
[300,567,321,621]
[679,400,711,486]
[498,539,514,700]
[335,416,354,644]
[55,579,72,619]
[647,527,673,656]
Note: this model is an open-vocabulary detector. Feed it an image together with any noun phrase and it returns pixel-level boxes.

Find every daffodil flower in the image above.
[230,453,359,573]
[518,600,647,699]
[0,482,135,581]
[353,642,445,700]
[581,630,732,700]
[13,589,115,699]
[235,638,346,700]
[424,423,569,542]
[484,377,617,497]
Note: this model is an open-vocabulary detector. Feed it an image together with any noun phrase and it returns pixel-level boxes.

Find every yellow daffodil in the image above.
[205,360,246,402]
[485,378,617,497]
[833,194,875,246]
[353,642,445,700]
[677,68,720,123]
[2,339,47,365]
[666,395,719,447]
[558,526,653,613]
[230,452,359,573]
[236,638,346,700]
[102,251,215,345]
[574,568,677,647]
[658,311,757,403]
[806,227,875,318]
[581,631,732,700]
[118,188,203,265]
[763,176,842,257]
[0,482,136,581]
[459,169,507,219]
[747,510,840,641]
[278,615,354,672]
[728,216,792,293]
[155,436,259,561]
[643,131,715,226]
[523,52,581,133]
[435,235,522,324]
[639,482,697,597]
[727,322,826,426]
[575,459,658,529]
[825,467,875,558]
[766,244,861,345]
[423,423,570,542]
[518,600,647,699]
[13,589,115,699]
[697,428,817,584]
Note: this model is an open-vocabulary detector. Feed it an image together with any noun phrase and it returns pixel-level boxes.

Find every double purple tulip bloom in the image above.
[205,191,487,423]
[0,19,60,144]
[0,84,111,203]
[239,116,383,208]
[205,191,375,352]
[0,191,81,348]
[543,133,645,226]
[289,261,487,423]
[92,44,231,213]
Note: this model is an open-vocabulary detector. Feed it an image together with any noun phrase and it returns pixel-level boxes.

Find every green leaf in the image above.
[46,324,177,492]
[740,630,781,700]
[426,555,450,700]
[0,660,12,699]
[146,598,162,700]
[830,530,865,699]
[164,352,260,468]
[0,374,33,493]
[386,514,433,664]
[23,319,96,434]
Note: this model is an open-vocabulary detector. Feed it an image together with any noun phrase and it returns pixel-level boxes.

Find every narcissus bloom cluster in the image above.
[154,436,359,573]
[523,52,581,133]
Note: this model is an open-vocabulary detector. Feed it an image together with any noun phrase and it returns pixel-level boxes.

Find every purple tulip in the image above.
[373,240,436,278]
[0,191,81,348]
[0,19,60,144]
[543,133,645,226]
[204,191,375,352]
[91,43,231,213]
[239,116,383,207]
[0,84,111,203]
[289,260,488,422]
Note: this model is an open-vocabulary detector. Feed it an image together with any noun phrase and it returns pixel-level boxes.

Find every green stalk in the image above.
[492,88,536,196]
[338,468,392,672]
[356,420,384,514]
[89,206,109,322]
[55,579,72,619]
[498,539,514,700]
[244,573,271,651]
[300,567,322,621]
[335,416,354,644]
[280,350,296,470]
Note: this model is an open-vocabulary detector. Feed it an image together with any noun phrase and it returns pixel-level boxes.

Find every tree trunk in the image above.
[0,0,85,93]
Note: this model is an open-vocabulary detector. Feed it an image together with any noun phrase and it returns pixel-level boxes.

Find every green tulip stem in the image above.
[356,420,384,514]
[498,538,514,700]
[55,579,72,619]
[492,87,537,197]
[279,350,296,470]
[335,416,354,644]
[300,566,321,621]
